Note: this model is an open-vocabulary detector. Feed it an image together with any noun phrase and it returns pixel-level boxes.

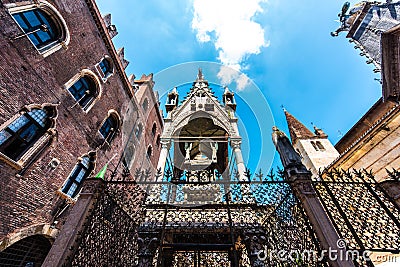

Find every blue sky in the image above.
[96,0,381,173]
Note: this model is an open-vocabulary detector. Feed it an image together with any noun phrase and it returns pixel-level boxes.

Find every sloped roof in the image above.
[284,111,315,143]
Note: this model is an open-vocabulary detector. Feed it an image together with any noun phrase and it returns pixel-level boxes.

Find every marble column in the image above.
[156,139,171,180]
[231,138,247,181]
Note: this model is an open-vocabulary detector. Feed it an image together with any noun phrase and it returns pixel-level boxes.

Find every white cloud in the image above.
[191,0,268,90]
[217,65,251,92]
[236,73,251,91]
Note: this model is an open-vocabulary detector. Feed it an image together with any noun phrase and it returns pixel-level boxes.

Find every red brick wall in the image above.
[0,0,155,244]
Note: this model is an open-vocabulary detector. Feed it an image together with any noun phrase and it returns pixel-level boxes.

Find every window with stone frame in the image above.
[96,57,114,81]
[0,106,56,163]
[316,141,325,151]
[99,112,120,144]
[151,122,157,137]
[67,75,98,111]
[61,153,96,198]
[10,2,69,55]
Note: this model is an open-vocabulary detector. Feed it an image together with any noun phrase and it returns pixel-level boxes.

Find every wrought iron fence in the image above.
[59,168,400,266]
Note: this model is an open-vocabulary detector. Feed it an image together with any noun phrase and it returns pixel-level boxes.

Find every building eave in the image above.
[84,0,136,101]
[327,102,399,171]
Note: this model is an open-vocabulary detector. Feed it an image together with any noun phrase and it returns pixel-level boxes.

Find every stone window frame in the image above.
[64,69,102,113]
[58,151,96,201]
[7,0,70,58]
[0,103,57,170]
[95,55,114,82]
[98,109,121,145]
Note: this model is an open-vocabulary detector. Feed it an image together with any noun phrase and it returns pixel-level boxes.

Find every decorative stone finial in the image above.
[197,68,203,81]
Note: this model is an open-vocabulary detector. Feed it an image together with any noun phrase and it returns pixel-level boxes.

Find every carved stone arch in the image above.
[64,69,102,112]
[0,223,56,252]
[23,103,59,129]
[8,0,71,57]
[0,103,59,169]
[171,111,233,137]
[77,150,97,177]
[107,109,122,129]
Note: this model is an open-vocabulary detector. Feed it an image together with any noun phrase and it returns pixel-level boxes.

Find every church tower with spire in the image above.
[284,110,339,176]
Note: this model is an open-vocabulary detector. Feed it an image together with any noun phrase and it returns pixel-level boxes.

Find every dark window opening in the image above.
[99,113,119,143]
[316,141,325,151]
[98,58,113,78]
[147,146,152,158]
[68,76,97,110]
[61,154,95,198]
[311,141,319,151]
[0,108,52,161]
[151,123,157,137]
[13,8,61,51]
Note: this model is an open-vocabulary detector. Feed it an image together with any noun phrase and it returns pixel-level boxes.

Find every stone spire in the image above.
[284,110,315,144]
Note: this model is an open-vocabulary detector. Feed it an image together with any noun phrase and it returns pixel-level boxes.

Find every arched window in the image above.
[147,145,152,158]
[151,123,157,137]
[67,75,98,111]
[96,56,113,81]
[61,152,96,198]
[142,98,149,111]
[135,123,143,140]
[311,141,319,151]
[10,2,69,55]
[0,106,56,162]
[316,141,325,151]
[99,111,120,143]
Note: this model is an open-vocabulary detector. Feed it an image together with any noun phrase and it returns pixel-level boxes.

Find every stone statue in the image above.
[185,142,192,161]
[272,126,305,169]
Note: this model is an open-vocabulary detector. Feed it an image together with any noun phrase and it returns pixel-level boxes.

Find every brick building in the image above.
[0,0,162,265]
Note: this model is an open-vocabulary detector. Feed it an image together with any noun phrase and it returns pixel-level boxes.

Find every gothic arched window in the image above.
[67,75,98,111]
[316,141,325,151]
[311,141,319,151]
[147,145,152,158]
[151,123,157,137]
[99,111,120,143]
[0,106,56,163]
[61,152,96,198]
[10,2,69,55]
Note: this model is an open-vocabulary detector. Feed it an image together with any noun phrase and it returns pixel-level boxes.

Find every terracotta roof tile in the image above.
[284,111,315,143]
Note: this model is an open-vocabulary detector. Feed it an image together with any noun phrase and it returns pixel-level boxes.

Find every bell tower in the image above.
[284,110,340,177]
[156,69,247,202]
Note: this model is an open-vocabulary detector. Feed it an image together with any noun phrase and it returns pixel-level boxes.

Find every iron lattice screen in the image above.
[62,168,400,266]
[68,183,146,266]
